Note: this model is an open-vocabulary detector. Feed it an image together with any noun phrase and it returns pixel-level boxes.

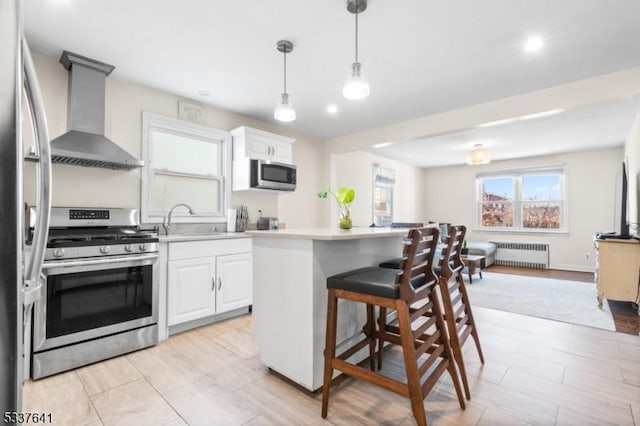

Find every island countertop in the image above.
[244,227,408,240]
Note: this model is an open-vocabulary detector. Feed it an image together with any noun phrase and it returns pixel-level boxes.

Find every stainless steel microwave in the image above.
[232,158,297,191]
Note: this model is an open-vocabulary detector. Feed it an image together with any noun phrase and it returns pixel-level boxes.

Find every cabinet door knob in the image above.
[211,277,215,291]
[218,277,222,290]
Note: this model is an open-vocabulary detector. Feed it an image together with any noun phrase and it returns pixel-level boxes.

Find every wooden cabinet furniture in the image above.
[165,237,252,328]
[231,126,294,164]
[596,239,640,307]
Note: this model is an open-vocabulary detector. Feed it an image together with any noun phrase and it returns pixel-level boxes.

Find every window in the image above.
[372,164,395,226]
[141,112,231,223]
[476,167,566,231]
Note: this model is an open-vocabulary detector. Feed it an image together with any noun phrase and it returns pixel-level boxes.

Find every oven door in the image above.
[33,253,158,352]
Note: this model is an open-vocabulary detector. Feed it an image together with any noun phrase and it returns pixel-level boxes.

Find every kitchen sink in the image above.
[161,223,223,236]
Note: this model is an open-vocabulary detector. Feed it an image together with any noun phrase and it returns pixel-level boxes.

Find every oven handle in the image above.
[23,39,52,307]
[43,253,159,275]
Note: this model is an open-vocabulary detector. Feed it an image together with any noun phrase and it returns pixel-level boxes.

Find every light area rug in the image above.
[465,272,615,331]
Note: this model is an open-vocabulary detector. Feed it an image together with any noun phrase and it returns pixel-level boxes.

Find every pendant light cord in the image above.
[283,49,287,93]
[355,0,359,63]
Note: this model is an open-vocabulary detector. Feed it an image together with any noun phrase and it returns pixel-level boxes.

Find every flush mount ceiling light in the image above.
[343,0,370,100]
[466,144,491,165]
[274,40,296,122]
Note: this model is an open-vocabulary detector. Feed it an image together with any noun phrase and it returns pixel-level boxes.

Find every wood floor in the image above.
[487,265,640,335]
[22,306,640,426]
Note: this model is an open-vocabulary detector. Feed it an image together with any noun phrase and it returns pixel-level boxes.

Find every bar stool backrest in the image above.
[439,225,466,280]
[396,227,440,302]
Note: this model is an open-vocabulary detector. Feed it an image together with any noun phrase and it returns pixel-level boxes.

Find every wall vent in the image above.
[491,241,550,269]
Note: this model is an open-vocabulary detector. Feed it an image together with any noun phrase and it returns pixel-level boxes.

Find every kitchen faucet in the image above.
[163,203,195,234]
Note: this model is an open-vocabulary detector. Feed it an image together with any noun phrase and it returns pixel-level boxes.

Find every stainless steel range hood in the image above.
[49,51,143,170]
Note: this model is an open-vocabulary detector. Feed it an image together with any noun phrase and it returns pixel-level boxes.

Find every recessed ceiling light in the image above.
[327,104,338,114]
[524,36,544,53]
[198,90,210,97]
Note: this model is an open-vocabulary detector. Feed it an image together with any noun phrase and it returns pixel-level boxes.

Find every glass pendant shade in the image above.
[466,144,491,165]
[343,62,370,100]
[274,93,296,122]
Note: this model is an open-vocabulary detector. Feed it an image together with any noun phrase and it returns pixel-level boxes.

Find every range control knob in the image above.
[52,248,65,258]
[124,244,133,253]
[100,246,110,254]
[138,244,147,252]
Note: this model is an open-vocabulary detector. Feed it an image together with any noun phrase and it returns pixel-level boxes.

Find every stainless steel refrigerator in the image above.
[1,0,52,413]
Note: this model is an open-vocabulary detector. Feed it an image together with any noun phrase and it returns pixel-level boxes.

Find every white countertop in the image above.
[159,232,251,242]
[245,227,408,240]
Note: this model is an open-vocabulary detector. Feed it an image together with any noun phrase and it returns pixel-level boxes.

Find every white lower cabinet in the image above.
[166,238,252,327]
[216,253,253,313]
[168,257,216,325]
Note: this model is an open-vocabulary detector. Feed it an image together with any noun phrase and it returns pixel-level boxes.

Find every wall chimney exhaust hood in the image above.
[48,51,143,170]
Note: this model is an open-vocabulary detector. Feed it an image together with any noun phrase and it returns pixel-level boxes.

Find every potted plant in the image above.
[317,186,356,230]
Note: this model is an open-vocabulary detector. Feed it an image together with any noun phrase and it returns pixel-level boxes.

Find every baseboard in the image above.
[551,264,596,273]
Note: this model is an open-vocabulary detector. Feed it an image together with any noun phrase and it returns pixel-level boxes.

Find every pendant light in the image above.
[274,40,296,122]
[343,0,370,100]
[466,144,491,165]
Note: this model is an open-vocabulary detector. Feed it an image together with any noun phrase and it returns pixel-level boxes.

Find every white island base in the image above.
[247,228,406,391]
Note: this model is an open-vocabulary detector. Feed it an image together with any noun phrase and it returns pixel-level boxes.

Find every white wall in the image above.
[423,148,623,272]
[23,52,325,228]
[331,151,426,227]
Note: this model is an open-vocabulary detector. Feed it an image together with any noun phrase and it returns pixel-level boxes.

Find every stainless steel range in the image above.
[28,207,159,379]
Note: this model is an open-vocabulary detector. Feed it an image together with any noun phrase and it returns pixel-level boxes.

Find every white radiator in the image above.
[491,242,550,269]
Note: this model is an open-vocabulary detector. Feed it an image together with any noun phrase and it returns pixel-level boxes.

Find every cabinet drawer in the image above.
[169,238,252,260]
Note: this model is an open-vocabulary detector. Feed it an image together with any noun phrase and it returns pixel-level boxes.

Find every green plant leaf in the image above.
[317,190,329,199]
[336,187,355,204]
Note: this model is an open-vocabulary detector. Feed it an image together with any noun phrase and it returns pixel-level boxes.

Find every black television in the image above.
[614,161,630,236]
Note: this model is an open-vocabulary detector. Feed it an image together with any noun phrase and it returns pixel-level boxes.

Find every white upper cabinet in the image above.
[231,126,295,164]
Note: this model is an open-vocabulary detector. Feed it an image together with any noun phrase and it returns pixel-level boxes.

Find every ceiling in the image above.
[372,98,640,168]
[24,0,640,163]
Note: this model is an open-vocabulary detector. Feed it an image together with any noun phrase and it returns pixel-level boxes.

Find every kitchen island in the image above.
[246,227,407,391]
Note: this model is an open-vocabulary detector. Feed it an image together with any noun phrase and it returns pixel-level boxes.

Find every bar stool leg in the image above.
[432,292,466,410]
[366,304,376,371]
[377,307,387,369]
[396,301,427,426]
[321,289,338,418]
[454,344,471,400]
[458,276,485,365]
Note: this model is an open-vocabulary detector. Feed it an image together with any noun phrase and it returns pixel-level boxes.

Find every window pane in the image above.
[152,130,221,175]
[481,177,513,201]
[150,174,221,215]
[481,203,514,227]
[373,186,392,215]
[522,202,561,229]
[522,174,560,201]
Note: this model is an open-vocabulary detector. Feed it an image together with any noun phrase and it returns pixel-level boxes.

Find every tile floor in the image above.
[22,308,640,425]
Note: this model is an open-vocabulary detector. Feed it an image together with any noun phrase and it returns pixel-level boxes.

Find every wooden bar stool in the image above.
[321,227,465,426]
[437,224,485,400]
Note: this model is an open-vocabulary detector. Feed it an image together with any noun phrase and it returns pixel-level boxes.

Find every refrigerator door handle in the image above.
[22,39,52,305]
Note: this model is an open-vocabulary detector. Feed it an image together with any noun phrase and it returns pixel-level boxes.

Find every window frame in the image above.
[141,112,232,224]
[475,165,568,233]
[372,164,395,227]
